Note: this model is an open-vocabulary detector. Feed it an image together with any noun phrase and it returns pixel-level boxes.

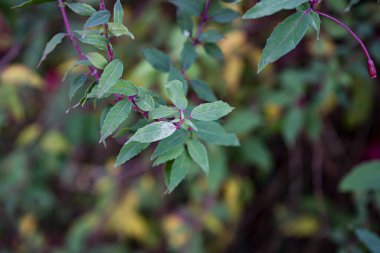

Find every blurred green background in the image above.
[1,0,380,252]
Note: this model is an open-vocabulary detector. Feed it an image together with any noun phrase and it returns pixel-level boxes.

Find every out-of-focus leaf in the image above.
[194,121,240,146]
[0,64,44,88]
[356,229,380,253]
[282,108,304,146]
[12,0,54,8]
[339,161,380,192]
[141,48,171,72]
[169,0,203,16]
[180,40,197,71]
[190,80,217,102]
[225,110,262,134]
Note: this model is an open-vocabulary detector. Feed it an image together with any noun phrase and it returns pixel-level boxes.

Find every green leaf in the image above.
[169,0,203,16]
[78,35,108,51]
[199,30,224,43]
[84,10,111,28]
[186,140,209,175]
[180,40,197,71]
[168,65,188,94]
[204,43,224,60]
[65,3,96,16]
[135,95,155,112]
[184,119,198,131]
[86,52,108,69]
[165,80,188,110]
[165,151,192,193]
[191,101,234,121]
[190,80,217,102]
[151,130,188,160]
[282,108,304,146]
[355,229,380,253]
[258,12,311,73]
[108,22,134,39]
[242,138,272,172]
[209,8,240,23]
[97,59,124,98]
[109,80,138,97]
[339,161,380,192]
[12,0,54,9]
[100,99,131,142]
[153,146,184,167]
[177,11,193,35]
[297,3,321,39]
[224,110,262,134]
[113,0,124,24]
[243,0,309,19]
[194,121,239,146]
[141,48,171,72]
[309,11,321,39]
[129,122,177,144]
[149,105,178,119]
[38,33,65,67]
[115,142,150,166]
[69,74,87,100]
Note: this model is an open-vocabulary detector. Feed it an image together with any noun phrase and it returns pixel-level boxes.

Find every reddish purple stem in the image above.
[99,0,114,61]
[57,0,100,80]
[311,6,377,78]
[192,0,212,46]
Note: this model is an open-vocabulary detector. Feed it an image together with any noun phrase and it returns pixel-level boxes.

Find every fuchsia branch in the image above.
[57,0,100,80]
[310,1,377,78]
[99,0,114,61]
[192,0,212,46]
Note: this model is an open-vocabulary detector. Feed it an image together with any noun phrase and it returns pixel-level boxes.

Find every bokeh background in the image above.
[1,0,380,252]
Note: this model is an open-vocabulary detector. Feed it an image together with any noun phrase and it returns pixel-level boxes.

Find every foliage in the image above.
[0,0,380,252]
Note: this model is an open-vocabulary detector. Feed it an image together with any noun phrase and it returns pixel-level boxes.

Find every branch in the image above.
[57,0,100,80]
[100,0,114,61]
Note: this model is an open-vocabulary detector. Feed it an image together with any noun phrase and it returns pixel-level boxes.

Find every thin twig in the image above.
[99,0,114,61]
[57,0,100,80]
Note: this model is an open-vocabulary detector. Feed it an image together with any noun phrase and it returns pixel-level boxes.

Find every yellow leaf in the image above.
[0,64,44,88]
[16,124,42,147]
[224,178,243,219]
[264,103,283,123]
[279,215,320,238]
[162,214,191,249]
[40,130,70,155]
[203,213,224,234]
[219,31,246,57]
[223,55,244,93]
[106,190,150,243]
[19,213,37,237]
